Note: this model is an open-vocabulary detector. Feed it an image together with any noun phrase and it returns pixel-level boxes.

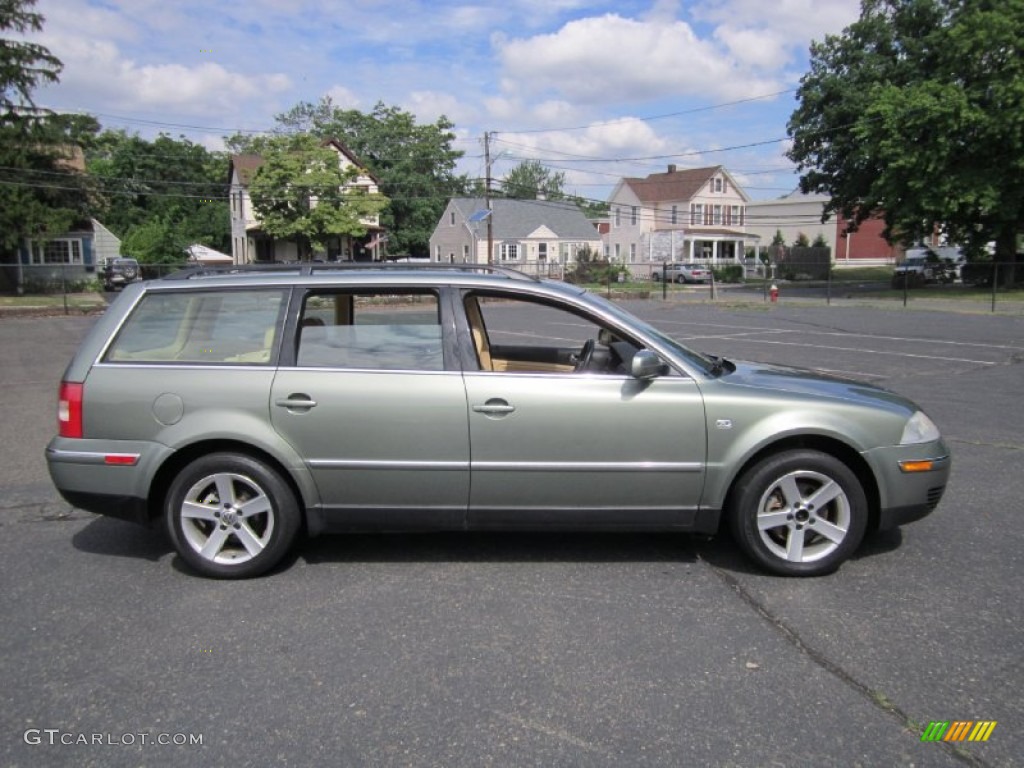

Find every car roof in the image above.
[146,263,589,298]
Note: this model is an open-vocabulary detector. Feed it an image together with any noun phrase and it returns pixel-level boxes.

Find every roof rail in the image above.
[162,262,542,282]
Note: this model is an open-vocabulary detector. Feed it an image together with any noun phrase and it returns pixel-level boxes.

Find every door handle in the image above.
[472,399,515,415]
[275,394,317,410]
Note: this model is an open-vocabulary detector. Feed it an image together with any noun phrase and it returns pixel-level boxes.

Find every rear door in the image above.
[269,287,469,529]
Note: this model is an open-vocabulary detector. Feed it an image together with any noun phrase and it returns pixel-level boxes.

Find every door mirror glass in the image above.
[630,349,666,380]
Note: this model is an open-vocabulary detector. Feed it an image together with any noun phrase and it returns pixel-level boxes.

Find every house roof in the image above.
[618,165,750,204]
[229,154,264,185]
[452,198,600,240]
[229,138,379,186]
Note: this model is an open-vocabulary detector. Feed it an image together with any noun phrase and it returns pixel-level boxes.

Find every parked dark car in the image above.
[101,257,141,291]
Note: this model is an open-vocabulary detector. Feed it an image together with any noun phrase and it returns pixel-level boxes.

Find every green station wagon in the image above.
[46,265,950,578]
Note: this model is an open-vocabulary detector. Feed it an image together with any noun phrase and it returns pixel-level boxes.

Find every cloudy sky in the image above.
[25,0,861,201]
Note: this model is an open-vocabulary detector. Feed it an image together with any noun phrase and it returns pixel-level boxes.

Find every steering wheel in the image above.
[574,339,596,372]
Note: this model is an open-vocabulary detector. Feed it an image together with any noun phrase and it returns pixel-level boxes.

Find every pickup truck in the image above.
[651,263,710,283]
[892,248,963,288]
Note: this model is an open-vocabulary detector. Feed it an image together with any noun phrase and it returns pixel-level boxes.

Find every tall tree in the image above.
[87,130,230,261]
[246,133,388,260]
[787,0,1024,280]
[501,159,566,200]
[229,97,468,258]
[1,0,61,121]
[0,0,97,266]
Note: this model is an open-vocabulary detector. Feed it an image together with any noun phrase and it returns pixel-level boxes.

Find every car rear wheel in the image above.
[165,453,300,578]
[727,449,867,576]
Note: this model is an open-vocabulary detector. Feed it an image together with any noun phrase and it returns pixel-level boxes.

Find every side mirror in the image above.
[630,349,666,380]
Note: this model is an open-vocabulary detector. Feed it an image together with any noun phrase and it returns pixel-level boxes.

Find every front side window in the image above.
[691,204,702,225]
[297,291,442,371]
[631,206,638,225]
[465,292,646,376]
[105,289,287,364]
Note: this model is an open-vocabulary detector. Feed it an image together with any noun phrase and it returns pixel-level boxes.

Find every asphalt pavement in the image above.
[1,300,1021,767]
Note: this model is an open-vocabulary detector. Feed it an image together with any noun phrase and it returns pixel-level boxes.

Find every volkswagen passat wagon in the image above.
[47,264,950,578]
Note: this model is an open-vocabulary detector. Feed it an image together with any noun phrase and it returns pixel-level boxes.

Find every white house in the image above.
[744,191,835,255]
[228,139,384,265]
[604,165,758,270]
[429,198,602,268]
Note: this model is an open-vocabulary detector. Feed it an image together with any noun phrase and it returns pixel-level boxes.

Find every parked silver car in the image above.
[47,265,950,578]
[651,263,711,283]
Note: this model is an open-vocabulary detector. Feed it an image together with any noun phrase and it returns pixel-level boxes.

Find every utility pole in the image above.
[484,131,493,265]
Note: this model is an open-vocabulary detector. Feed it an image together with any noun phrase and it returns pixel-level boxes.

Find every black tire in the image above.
[727,449,868,576]
[165,453,301,579]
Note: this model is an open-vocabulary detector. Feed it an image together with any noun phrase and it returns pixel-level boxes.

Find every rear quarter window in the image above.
[104,289,288,364]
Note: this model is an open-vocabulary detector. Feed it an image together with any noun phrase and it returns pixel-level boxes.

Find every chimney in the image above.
[667,164,677,173]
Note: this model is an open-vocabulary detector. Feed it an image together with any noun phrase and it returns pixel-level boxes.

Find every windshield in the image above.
[585,293,721,376]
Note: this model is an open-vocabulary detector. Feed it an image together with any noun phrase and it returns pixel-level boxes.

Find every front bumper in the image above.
[863,440,951,530]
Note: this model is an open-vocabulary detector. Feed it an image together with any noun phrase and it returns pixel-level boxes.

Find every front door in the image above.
[460,292,706,529]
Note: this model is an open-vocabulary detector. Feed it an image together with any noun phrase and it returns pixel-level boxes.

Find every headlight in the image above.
[900,410,940,445]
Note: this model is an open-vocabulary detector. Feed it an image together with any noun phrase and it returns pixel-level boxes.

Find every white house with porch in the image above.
[228,139,384,265]
[604,165,758,273]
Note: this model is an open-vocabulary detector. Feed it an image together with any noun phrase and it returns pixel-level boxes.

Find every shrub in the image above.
[712,264,744,283]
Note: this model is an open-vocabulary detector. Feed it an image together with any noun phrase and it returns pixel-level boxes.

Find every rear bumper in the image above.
[46,438,171,526]
[55,489,150,526]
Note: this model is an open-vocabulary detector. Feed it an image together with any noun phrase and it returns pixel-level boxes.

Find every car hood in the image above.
[720,360,915,415]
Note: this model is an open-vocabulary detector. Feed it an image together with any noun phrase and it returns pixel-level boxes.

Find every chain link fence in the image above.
[3,259,1021,314]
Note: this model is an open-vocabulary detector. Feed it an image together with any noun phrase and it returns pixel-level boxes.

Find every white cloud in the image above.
[496,13,782,105]
[325,86,361,110]
[405,91,477,125]
[692,0,860,44]
[35,32,290,117]
[713,26,790,70]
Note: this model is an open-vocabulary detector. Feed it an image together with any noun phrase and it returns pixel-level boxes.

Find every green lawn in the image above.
[0,293,107,310]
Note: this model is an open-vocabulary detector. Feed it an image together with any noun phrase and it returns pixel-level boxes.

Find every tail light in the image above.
[58,381,84,439]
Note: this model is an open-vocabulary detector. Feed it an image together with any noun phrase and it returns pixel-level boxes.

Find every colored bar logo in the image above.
[921,721,997,742]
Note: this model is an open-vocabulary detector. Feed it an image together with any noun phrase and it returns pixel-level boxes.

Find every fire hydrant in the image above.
[770,284,779,303]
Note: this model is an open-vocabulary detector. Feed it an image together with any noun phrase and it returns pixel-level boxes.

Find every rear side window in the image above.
[104,289,288,364]
[297,291,443,370]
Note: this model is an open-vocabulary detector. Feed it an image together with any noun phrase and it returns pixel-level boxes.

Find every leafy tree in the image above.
[794,232,811,247]
[86,131,230,260]
[571,195,610,219]
[787,0,1024,282]
[0,1,98,270]
[1,0,60,121]
[771,229,786,246]
[229,97,466,258]
[246,133,388,260]
[812,233,829,248]
[501,159,566,200]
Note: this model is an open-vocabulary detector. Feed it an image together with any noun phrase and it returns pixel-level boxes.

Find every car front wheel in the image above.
[727,449,867,576]
[165,453,301,578]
